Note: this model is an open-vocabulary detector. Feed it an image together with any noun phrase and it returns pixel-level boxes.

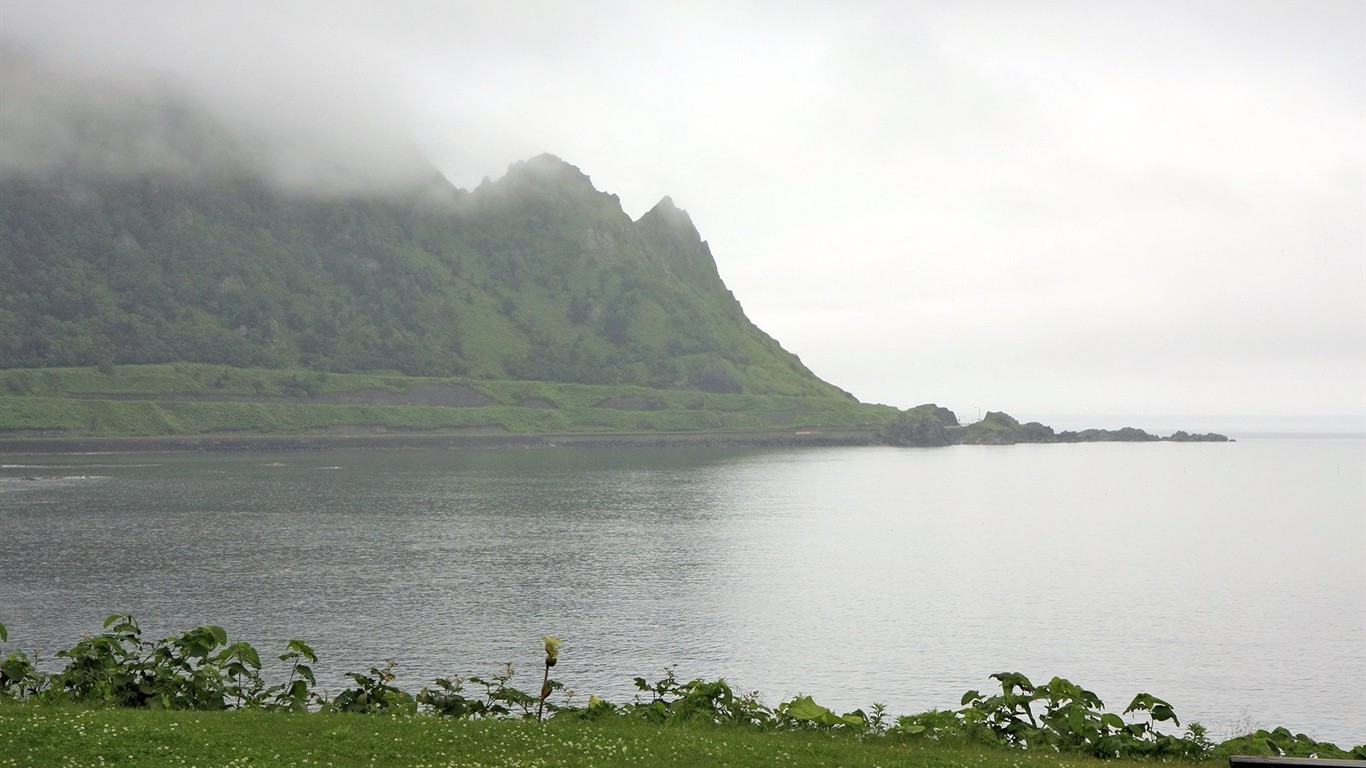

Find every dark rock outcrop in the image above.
[1166,430,1231,442]
[1056,426,1160,443]
[880,407,1230,447]
[880,403,958,446]
[956,411,1058,445]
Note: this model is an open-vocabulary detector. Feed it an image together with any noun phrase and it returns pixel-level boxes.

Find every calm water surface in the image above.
[1,434,1362,745]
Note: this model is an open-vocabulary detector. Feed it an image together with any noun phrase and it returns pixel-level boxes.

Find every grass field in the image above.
[0,704,1218,768]
[0,364,897,439]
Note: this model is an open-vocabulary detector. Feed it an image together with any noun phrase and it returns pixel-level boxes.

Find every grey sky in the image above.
[3,0,1362,423]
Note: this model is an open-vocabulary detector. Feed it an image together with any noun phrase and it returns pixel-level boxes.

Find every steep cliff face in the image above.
[0,149,848,398]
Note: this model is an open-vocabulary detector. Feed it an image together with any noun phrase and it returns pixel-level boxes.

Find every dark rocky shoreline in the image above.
[0,409,1230,455]
[0,428,883,455]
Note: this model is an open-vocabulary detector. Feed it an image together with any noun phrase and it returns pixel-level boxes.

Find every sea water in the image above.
[1,428,1361,745]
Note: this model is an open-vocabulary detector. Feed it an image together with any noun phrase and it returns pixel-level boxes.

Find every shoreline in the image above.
[0,428,884,454]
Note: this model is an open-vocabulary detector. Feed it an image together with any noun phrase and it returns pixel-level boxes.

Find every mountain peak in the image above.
[638,195,700,242]
[504,153,593,187]
[471,152,627,216]
[635,194,719,285]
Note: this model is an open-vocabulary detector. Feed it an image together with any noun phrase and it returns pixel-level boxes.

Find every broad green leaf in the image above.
[843,708,868,725]
[1124,693,1153,714]
[784,695,835,721]
[784,695,864,728]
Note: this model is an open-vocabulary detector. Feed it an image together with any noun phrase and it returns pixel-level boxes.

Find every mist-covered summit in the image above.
[0,43,850,398]
[0,96,844,398]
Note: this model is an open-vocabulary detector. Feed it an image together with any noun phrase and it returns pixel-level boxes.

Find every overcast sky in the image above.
[3,0,1362,426]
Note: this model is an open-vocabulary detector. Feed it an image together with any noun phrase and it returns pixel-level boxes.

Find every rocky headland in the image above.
[881,407,1230,447]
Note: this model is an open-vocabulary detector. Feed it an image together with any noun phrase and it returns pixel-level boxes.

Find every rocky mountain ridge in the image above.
[0,147,848,400]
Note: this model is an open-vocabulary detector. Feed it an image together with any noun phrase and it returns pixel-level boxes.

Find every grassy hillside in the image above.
[0,60,883,438]
[0,152,848,402]
[0,363,895,438]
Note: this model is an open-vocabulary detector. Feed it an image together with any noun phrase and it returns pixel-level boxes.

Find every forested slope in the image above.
[0,153,845,400]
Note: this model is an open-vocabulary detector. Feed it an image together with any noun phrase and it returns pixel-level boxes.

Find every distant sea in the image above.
[2,419,1362,746]
[1030,412,1366,440]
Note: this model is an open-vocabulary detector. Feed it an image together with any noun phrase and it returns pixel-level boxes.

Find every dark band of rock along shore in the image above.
[0,429,884,454]
[0,412,1231,454]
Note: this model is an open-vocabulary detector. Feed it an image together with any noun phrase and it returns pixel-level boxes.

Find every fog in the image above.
[2,0,1362,422]
[0,41,430,190]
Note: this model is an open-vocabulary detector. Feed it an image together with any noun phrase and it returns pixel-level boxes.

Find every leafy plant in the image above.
[626,666,776,728]
[1,620,46,700]
[218,640,266,708]
[140,623,235,710]
[890,707,961,740]
[865,702,889,734]
[268,639,321,712]
[959,671,1041,747]
[416,675,477,718]
[0,649,44,699]
[1213,726,1364,760]
[911,673,1220,760]
[0,617,41,696]
[1035,676,1123,753]
[327,659,416,715]
[50,613,146,706]
[468,664,539,718]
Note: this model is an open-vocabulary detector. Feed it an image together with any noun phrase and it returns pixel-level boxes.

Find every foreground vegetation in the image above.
[2,617,1360,766]
[0,705,1220,768]
[0,363,894,438]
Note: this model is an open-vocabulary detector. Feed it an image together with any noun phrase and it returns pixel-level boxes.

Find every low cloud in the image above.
[0,36,431,191]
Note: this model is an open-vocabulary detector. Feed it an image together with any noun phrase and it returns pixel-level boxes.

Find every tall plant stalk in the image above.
[537,636,560,722]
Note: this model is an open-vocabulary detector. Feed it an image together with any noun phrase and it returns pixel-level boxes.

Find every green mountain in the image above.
[0,55,1218,445]
[0,153,848,401]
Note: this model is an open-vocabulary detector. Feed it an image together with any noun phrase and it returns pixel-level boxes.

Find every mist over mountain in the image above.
[0,42,434,192]
[0,50,848,400]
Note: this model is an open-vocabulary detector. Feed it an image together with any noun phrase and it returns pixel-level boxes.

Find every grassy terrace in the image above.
[0,363,897,440]
[0,704,1212,768]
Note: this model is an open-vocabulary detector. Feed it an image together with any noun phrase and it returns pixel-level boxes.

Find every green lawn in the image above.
[0,704,1216,768]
